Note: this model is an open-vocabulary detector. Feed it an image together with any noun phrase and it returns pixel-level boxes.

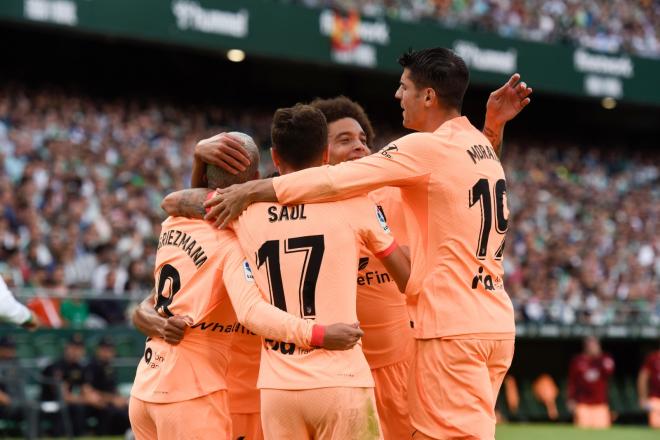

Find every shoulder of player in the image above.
[333,195,374,213]
[368,186,399,206]
[388,132,435,150]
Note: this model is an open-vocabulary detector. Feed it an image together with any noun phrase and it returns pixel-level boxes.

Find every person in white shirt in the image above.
[0,275,37,329]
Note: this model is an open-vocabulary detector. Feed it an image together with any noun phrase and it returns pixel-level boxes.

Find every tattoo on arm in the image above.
[163,189,210,218]
[483,125,503,157]
[176,190,209,219]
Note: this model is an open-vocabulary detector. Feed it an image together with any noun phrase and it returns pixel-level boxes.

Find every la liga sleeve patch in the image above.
[376,205,390,234]
[243,260,255,282]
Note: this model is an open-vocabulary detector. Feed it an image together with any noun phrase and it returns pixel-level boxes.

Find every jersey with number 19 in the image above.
[232,196,397,390]
[273,116,515,339]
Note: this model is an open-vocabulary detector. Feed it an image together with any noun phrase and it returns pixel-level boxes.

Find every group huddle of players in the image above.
[128,47,533,440]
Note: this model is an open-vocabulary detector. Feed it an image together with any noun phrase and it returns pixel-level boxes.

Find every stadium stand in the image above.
[0,1,658,434]
[289,0,660,58]
[0,85,657,328]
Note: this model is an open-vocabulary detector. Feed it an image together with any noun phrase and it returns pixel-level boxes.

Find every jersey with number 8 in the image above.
[232,197,397,390]
[273,116,515,339]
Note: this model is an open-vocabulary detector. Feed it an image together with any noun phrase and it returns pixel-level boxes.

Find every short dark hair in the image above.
[309,96,376,149]
[398,47,469,111]
[271,104,328,169]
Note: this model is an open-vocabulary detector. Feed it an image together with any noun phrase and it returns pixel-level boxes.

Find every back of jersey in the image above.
[132,217,237,403]
[234,197,394,390]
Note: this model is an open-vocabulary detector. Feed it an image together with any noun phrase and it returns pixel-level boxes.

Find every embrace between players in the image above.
[129,47,533,440]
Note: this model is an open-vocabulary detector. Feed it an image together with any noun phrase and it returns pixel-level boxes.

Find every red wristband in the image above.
[310,324,325,347]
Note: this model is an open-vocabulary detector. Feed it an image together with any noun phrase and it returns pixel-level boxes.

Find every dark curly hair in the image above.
[309,96,376,149]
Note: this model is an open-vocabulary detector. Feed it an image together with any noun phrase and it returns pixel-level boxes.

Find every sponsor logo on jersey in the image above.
[358,257,370,271]
[357,270,392,286]
[243,260,254,282]
[471,266,503,291]
[378,143,398,159]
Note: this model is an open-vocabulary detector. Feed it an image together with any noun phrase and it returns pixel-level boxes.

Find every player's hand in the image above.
[21,312,39,331]
[321,322,364,351]
[639,398,650,411]
[485,73,532,126]
[162,315,190,345]
[204,181,255,228]
[195,132,251,175]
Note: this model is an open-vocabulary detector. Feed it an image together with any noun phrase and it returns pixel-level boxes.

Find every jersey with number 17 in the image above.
[232,197,398,390]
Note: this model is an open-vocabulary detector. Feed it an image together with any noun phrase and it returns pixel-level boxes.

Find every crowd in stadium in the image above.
[293,0,660,58]
[0,85,658,328]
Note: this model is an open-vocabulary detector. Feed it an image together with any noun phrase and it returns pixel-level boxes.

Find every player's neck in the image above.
[278,160,325,175]
[420,108,462,133]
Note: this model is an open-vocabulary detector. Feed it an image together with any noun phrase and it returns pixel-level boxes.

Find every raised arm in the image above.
[191,133,252,187]
[483,73,532,156]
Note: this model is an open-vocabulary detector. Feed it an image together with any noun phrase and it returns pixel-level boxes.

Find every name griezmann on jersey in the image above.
[157,229,208,268]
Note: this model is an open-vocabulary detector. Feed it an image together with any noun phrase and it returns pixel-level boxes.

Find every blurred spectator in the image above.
[567,336,615,428]
[292,0,660,59]
[0,336,25,436]
[637,346,660,428]
[504,144,659,326]
[82,337,130,435]
[60,297,90,328]
[0,84,657,327]
[40,333,89,436]
[532,374,559,420]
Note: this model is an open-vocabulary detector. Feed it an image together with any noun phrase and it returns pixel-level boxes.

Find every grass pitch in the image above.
[33,424,659,439]
[496,423,657,439]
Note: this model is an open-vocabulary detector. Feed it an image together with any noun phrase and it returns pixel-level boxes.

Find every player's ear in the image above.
[424,88,436,107]
[322,145,330,165]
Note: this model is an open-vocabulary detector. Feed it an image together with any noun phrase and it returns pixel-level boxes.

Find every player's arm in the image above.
[191,133,251,187]
[0,275,37,329]
[483,73,532,156]
[638,361,650,408]
[378,246,410,293]
[222,241,363,350]
[349,200,410,293]
[131,290,188,345]
[161,188,212,219]
[205,136,429,228]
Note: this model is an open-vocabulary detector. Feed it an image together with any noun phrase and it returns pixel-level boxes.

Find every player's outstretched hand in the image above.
[163,315,190,345]
[195,132,251,175]
[486,73,532,126]
[322,323,364,351]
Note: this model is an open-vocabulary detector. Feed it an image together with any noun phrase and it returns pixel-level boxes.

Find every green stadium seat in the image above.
[16,342,36,359]
[31,333,64,358]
